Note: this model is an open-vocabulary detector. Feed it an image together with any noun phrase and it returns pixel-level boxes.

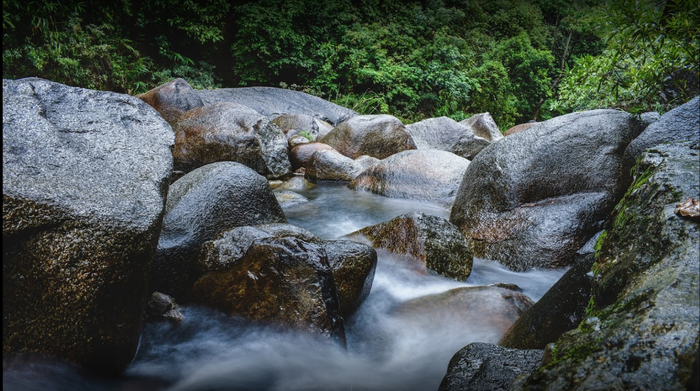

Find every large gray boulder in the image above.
[3,78,174,375]
[348,212,473,281]
[136,78,204,124]
[196,86,358,126]
[172,102,291,178]
[406,116,491,159]
[450,110,647,271]
[151,162,287,300]
[350,149,470,208]
[320,114,417,159]
[624,96,699,167]
[439,342,544,391]
[513,142,699,391]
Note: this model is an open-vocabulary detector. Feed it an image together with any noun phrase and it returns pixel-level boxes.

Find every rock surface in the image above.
[450,109,646,271]
[350,149,470,208]
[320,114,416,159]
[172,102,291,178]
[439,342,544,391]
[460,112,504,142]
[349,212,472,281]
[305,149,367,181]
[406,116,490,159]
[151,162,286,300]
[192,237,346,345]
[136,78,204,124]
[3,77,174,375]
[322,240,377,317]
[290,142,335,170]
[513,142,700,390]
[196,86,357,126]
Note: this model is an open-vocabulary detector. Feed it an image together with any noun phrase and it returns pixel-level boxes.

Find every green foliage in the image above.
[297,130,313,141]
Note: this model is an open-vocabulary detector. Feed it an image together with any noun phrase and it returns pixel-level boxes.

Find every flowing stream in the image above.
[4,182,568,391]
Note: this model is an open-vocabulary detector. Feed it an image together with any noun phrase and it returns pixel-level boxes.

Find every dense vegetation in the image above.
[3,0,698,128]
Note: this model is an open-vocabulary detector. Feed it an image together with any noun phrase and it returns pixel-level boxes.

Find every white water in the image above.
[4,181,567,391]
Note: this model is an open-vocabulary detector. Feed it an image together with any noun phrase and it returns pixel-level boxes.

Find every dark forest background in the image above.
[3,0,698,128]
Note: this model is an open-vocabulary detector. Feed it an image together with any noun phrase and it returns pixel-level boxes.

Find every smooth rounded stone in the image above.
[349,149,470,208]
[354,155,381,172]
[319,114,417,159]
[268,180,284,189]
[276,176,316,191]
[151,162,287,300]
[305,149,364,181]
[192,237,346,345]
[195,86,358,126]
[288,133,311,149]
[172,102,291,178]
[406,116,490,160]
[393,286,534,340]
[272,113,320,139]
[136,78,204,124]
[314,118,334,140]
[290,142,336,170]
[503,121,537,136]
[450,109,647,271]
[623,96,699,167]
[145,292,183,323]
[349,212,472,281]
[439,342,544,391]
[513,142,700,391]
[322,240,377,317]
[460,112,504,142]
[3,78,174,375]
[274,189,310,207]
[196,223,321,275]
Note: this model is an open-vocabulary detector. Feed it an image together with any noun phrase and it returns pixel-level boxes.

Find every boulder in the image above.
[624,96,699,167]
[290,142,335,170]
[305,149,365,182]
[136,78,204,124]
[151,162,286,300]
[406,116,490,159]
[513,142,700,390]
[144,292,183,323]
[439,342,544,391]
[504,121,536,136]
[2,78,174,375]
[322,240,377,317]
[350,149,470,208]
[349,212,472,281]
[172,102,291,178]
[288,132,312,149]
[450,109,647,271]
[320,114,416,159]
[196,86,357,126]
[272,113,320,140]
[460,112,504,142]
[275,189,310,207]
[192,237,346,345]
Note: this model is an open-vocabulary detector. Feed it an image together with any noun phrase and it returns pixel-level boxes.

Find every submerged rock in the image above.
[172,102,291,178]
[513,142,700,390]
[3,77,174,375]
[151,162,286,300]
[349,149,469,208]
[450,109,646,271]
[192,237,346,345]
[349,212,472,281]
[406,116,490,160]
[320,114,416,159]
[439,342,544,391]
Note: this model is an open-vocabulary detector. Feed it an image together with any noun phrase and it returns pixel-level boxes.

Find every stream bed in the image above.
[4,182,568,391]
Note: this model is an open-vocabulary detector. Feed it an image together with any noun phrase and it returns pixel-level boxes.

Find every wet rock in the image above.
[406,116,490,160]
[350,149,470,208]
[136,78,204,124]
[3,78,174,375]
[439,342,544,391]
[513,142,700,391]
[271,113,321,139]
[504,121,537,136]
[290,142,335,170]
[151,162,286,300]
[623,96,699,168]
[393,286,534,341]
[322,240,377,317]
[288,132,311,149]
[192,237,346,345]
[450,109,647,271]
[172,102,291,178]
[305,149,365,181]
[276,176,316,191]
[350,212,472,281]
[196,86,357,126]
[275,189,310,207]
[145,292,184,322]
[460,112,504,142]
[320,114,416,159]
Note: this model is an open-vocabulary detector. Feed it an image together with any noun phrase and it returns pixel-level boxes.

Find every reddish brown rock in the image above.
[136,78,204,124]
[290,142,335,170]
